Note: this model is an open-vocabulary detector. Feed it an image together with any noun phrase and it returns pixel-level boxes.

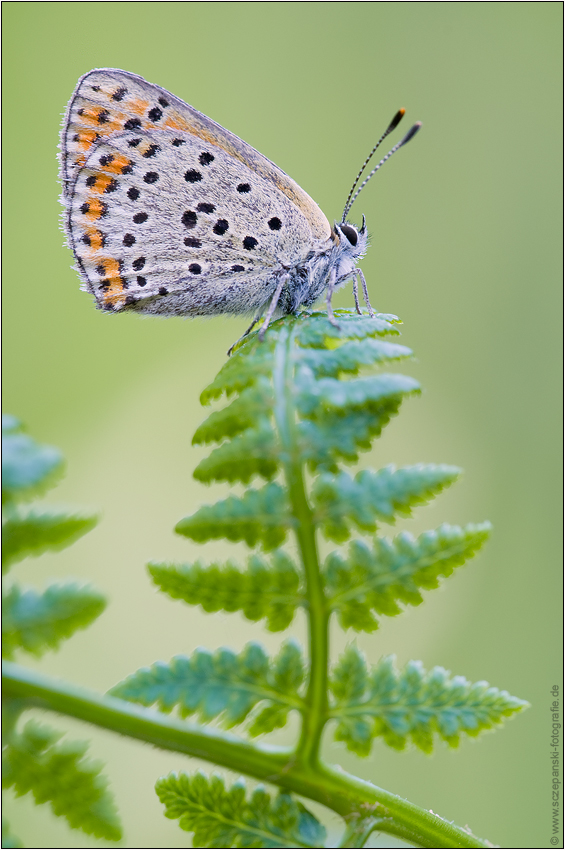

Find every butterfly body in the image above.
[61,69,418,336]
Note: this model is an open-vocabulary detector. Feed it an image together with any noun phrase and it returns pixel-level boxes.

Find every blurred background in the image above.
[2,3,562,848]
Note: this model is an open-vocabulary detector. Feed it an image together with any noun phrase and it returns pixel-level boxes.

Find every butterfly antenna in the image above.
[342,121,422,221]
[341,109,406,223]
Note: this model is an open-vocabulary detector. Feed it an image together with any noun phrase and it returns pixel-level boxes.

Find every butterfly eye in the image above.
[340,224,358,246]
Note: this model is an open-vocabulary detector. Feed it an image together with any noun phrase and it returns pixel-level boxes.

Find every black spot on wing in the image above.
[182,210,197,229]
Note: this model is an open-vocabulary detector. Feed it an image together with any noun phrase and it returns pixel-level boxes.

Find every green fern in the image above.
[2,415,64,505]
[156,772,326,848]
[2,582,106,659]
[1,417,121,843]
[148,550,302,631]
[2,720,121,840]
[109,640,305,735]
[2,508,97,573]
[329,647,526,755]
[325,522,492,631]
[2,312,529,849]
[105,310,528,849]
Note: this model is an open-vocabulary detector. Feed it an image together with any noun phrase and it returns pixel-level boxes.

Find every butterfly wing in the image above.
[61,68,330,240]
[67,129,317,314]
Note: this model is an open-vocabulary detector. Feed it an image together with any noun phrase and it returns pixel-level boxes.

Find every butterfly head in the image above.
[334,216,368,251]
[332,216,368,278]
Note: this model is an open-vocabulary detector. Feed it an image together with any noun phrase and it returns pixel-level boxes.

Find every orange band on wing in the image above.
[96,258,126,306]
[89,174,117,194]
[164,114,190,131]
[81,198,108,221]
[99,153,133,174]
[128,99,150,116]
[82,226,105,253]
[77,106,122,133]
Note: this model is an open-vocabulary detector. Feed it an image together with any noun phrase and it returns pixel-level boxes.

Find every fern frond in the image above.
[2,508,98,572]
[194,382,274,444]
[312,465,461,542]
[2,720,121,840]
[200,341,277,404]
[148,550,303,631]
[294,371,419,418]
[192,311,418,495]
[2,583,107,659]
[175,483,291,550]
[194,423,279,484]
[155,772,326,848]
[329,648,529,755]
[295,309,401,346]
[109,641,304,735]
[325,523,492,631]
[2,416,64,505]
[300,337,412,378]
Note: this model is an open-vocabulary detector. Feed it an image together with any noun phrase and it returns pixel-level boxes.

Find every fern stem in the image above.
[3,662,493,848]
[338,816,379,847]
[273,326,329,769]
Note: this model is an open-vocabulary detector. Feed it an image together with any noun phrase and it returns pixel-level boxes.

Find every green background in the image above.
[3,2,562,848]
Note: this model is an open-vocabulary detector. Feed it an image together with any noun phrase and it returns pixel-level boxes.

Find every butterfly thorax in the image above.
[277,218,368,314]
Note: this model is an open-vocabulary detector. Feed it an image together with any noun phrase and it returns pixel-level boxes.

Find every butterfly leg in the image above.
[227,311,265,356]
[333,269,362,316]
[258,273,289,341]
[325,269,341,329]
[352,274,362,314]
[356,268,375,317]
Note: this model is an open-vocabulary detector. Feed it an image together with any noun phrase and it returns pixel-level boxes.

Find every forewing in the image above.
[67,130,316,315]
[61,68,330,240]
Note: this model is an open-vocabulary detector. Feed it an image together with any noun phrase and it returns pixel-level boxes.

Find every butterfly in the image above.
[60,69,420,351]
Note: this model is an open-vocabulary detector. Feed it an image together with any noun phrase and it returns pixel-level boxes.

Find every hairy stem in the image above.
[3,662,494,849]
[273,326,329,768]
[338,816,379,848]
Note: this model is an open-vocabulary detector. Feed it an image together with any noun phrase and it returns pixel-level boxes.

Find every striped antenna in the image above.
[342,120,422,221]
[341,109,406,223]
